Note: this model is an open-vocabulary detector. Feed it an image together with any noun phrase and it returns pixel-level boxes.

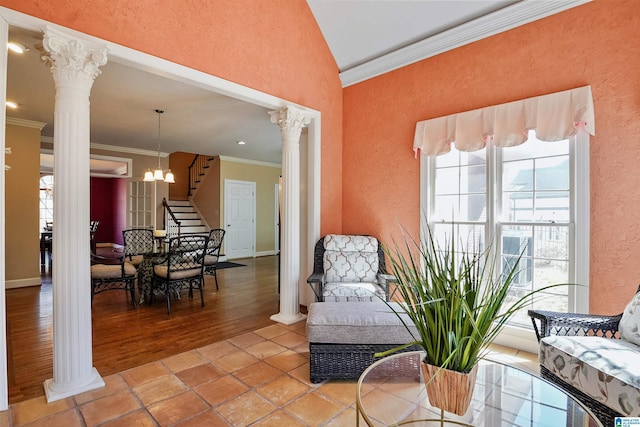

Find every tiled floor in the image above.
[1,321,539,427]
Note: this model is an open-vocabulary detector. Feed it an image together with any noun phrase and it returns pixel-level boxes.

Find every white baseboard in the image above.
[6,277,41,289]
[96,242,124,250]
[255,250,277,257]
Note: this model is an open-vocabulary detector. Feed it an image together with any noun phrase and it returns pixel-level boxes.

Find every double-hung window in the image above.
[421,129,589,351]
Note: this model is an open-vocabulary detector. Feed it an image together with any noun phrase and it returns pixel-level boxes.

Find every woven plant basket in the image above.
[421,362,478,416]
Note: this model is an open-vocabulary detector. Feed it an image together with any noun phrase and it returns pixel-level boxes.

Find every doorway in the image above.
[224,179,256,259]
[0,9,322,410]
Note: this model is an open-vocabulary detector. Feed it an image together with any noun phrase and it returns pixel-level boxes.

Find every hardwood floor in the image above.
[6,255,281,404]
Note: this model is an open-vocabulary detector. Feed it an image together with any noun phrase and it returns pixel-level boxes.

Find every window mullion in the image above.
[489,142,500,272]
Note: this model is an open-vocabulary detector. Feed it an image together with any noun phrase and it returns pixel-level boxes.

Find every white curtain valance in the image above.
[413,85,595,156]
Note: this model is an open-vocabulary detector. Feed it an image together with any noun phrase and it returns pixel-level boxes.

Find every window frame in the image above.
[419,132,590,353]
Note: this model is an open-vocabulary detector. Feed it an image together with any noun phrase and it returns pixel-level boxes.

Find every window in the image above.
[422,130,589,348]
[39,175,54,231]
[129,181,153,227]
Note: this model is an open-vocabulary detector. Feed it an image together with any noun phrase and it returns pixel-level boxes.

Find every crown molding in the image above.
[339,0,591,87]
[219,155,281,168]
[39,137,167,157]
[91,142,169,158]
[6,117,46,130]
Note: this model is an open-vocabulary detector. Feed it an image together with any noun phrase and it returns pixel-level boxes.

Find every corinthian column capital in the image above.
[269,105,311,142]
[39,27,108,88]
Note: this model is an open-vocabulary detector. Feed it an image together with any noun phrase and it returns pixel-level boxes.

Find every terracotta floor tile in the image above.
[288,362,314,386]
[253,324,290,340]
[215,391,277,426]
[270,331,308,349]
[19,408,83,427]
[233,361,284,387]
[147,391,209,426]
[213,350,259,373]
[196,340,239,361]
[323,407,361,427]
[227,332,266,349]
[318,380,358,406]
[78,389,140,427]
[11,396,74,426]
[194,375,249,407]
[244,340,287,359]
[284,392,345,426]
[284,320,307,333]
[247,409,307,426]
[174,409,230,427]
[120,361,171,387]
[132,375,188,406]
[98,409,157,427]
[74,374,128,405]
[256,374,310,406]
[264,349,309,372]
[162,350,206,373]
[357,388,415,425]
[292,342,310,355]
[175,362,224,388]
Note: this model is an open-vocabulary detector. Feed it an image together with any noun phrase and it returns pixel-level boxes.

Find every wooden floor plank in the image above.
[6,255,280,404]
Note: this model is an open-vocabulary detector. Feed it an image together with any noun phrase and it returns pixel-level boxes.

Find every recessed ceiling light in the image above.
[5,101,18,109]
[7,42,27,54]
[237,140,246,145]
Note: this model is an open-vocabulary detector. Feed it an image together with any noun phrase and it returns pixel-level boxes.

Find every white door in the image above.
[224,179,256,259]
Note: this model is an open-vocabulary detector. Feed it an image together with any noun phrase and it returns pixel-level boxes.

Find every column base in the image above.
[270,312,307,325]
[44,367,105,403]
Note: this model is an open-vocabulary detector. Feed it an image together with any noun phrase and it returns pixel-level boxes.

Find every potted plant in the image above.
[377,224,562,415]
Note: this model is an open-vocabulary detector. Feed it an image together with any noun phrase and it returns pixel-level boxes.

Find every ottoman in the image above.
[306,301,421,383]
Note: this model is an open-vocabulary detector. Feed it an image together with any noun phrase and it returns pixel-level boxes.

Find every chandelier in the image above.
[144,109,175,183]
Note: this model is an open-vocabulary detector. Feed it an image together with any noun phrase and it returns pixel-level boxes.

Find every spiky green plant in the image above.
[377,223,563,373]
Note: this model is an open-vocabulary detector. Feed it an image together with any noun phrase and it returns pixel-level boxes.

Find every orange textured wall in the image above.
[2,0,343,234]
[343,0,640,315]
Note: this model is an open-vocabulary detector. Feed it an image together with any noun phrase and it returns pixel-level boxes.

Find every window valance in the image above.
[413,85,595,156]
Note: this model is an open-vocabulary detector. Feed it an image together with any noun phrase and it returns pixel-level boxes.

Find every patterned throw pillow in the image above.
[619,291,640,346]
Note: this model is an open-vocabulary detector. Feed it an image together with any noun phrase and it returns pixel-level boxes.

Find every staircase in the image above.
[165,200,207,235]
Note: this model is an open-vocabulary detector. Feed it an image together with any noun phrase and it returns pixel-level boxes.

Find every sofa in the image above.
[528,285,640,426]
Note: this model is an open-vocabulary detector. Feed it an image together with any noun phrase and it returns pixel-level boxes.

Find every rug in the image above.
[216,261,246,270]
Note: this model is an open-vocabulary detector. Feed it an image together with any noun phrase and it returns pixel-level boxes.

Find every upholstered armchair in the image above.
[307,234,395,302]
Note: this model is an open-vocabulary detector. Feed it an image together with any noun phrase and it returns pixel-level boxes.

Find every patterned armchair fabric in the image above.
[540,335,640,418]
[529,285,640,425]
[308,234,393,302]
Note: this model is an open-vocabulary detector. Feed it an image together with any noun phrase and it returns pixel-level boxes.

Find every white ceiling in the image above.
[5,1,588,169]
[307,0,519,72]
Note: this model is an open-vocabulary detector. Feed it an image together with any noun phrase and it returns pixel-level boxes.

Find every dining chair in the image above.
[122,228,154,268]
[204,229,226,290]
[90,251,137,308]
[150,234,209,314]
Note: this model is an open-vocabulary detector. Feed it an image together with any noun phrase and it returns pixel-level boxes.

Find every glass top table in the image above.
[356,351,602,427]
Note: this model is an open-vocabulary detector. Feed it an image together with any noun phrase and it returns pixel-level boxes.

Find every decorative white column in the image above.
[39,28,108,402]
[269,106,310,325]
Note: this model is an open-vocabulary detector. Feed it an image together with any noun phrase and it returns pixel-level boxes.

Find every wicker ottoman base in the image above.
[309,342,421,383]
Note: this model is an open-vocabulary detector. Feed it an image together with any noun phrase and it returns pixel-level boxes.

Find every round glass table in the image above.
[356,351,602,427]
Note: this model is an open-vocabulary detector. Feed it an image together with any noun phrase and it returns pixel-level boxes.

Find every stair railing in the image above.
[162,198,181,238]
[187,154,214,197]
